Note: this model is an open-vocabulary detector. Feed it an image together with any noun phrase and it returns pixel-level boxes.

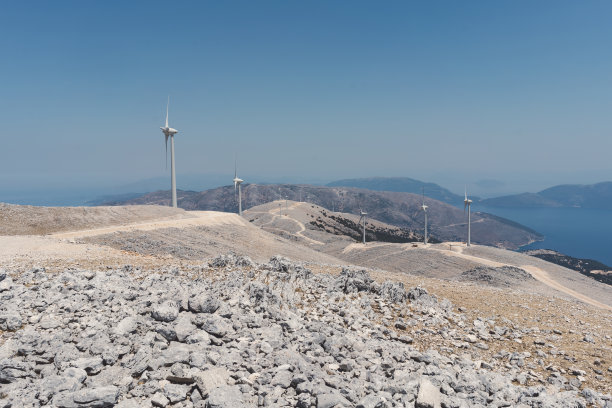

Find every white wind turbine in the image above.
[464,186,473,246]
[160,97,179,208]
[421,188,428,245]
[233,157,244,216]
[359,209,368,245]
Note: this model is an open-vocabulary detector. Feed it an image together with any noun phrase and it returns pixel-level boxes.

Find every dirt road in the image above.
[51,211,245,239]
[248,201,326,246]
[434,244,612,311]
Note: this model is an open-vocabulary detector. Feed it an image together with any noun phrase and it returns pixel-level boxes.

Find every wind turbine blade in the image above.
[234,154,237,179]
[165,96,169,128]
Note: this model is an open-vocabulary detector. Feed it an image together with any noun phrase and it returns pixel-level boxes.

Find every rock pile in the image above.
[458,266,534,288]
[0,257,609,407]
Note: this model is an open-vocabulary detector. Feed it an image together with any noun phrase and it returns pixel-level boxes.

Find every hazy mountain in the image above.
[326,177,465,205]
[102,184,542,249]
[482,182,612,210]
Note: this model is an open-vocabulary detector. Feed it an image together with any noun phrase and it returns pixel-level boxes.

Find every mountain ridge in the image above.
[326,177,466,205]
[100,184,542,249]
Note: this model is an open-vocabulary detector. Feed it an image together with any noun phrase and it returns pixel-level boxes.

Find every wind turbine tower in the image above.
[421,188,428,245]
[464,187,473,246]
[359,209,367,245]
[233,158,244,216]
[160,97,179,208]
[276,190,282,216]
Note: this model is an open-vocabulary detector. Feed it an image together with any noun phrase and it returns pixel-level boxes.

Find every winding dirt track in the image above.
[248,202,326,246]
[435,245,612,311]
[520,265,611,311]
[341,240,610,311]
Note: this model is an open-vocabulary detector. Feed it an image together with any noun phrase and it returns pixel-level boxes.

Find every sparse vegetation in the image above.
[525,249,612,285]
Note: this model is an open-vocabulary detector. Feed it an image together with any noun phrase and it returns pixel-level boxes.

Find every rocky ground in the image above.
[1,255,610,407]
[456,265,535,288]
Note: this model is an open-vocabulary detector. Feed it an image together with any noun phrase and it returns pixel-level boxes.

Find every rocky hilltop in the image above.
[0,204,610,407]
[1,256,610,407]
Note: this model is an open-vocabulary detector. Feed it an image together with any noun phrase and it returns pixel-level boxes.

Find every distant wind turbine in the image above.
[160,97,179,208]
[233,156,244,216]
[464,186,473,246]
[359,209,368,245]
[421,188,428,245]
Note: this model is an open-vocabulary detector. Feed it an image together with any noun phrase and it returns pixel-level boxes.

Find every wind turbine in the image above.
[277,190,282,216]
[233,157,244,216]
[421,188,428,245]
[359,209,367,244]
[464,186,473,246]
[160,97,179,208]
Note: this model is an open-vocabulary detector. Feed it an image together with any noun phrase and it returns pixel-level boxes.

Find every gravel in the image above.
[1,255,609,407]
[457,265,535,287]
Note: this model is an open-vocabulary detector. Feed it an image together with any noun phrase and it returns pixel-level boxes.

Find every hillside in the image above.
[104,185,542,249]
[482,181,612,209]
[244,200,426,246]
[326,177,464,204]
[1,204,610,407]
[244,201,611,309]
[524,249,612,285]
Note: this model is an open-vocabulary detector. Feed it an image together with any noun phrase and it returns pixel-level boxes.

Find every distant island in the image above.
[481,182,612,210]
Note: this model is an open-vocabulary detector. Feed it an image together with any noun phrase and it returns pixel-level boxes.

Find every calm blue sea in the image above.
[479,206,612,267]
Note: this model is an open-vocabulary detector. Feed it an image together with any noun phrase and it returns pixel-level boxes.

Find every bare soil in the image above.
[0,203,193,235]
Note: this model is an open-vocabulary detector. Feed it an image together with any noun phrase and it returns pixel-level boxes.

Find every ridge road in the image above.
[432,244,612,311]
[247,202,326,246]
[51,211,245,239]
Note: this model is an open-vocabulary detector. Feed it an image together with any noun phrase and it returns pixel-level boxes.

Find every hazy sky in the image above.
[2,1,611,200]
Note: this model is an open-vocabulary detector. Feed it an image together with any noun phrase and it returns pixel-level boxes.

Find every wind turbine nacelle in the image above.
[161,127,178,136]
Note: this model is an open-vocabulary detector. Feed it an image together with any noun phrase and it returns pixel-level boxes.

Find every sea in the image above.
[479,206,612,267]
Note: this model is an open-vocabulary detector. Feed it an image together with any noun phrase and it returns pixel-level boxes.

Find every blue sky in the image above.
[1,1,611,202]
